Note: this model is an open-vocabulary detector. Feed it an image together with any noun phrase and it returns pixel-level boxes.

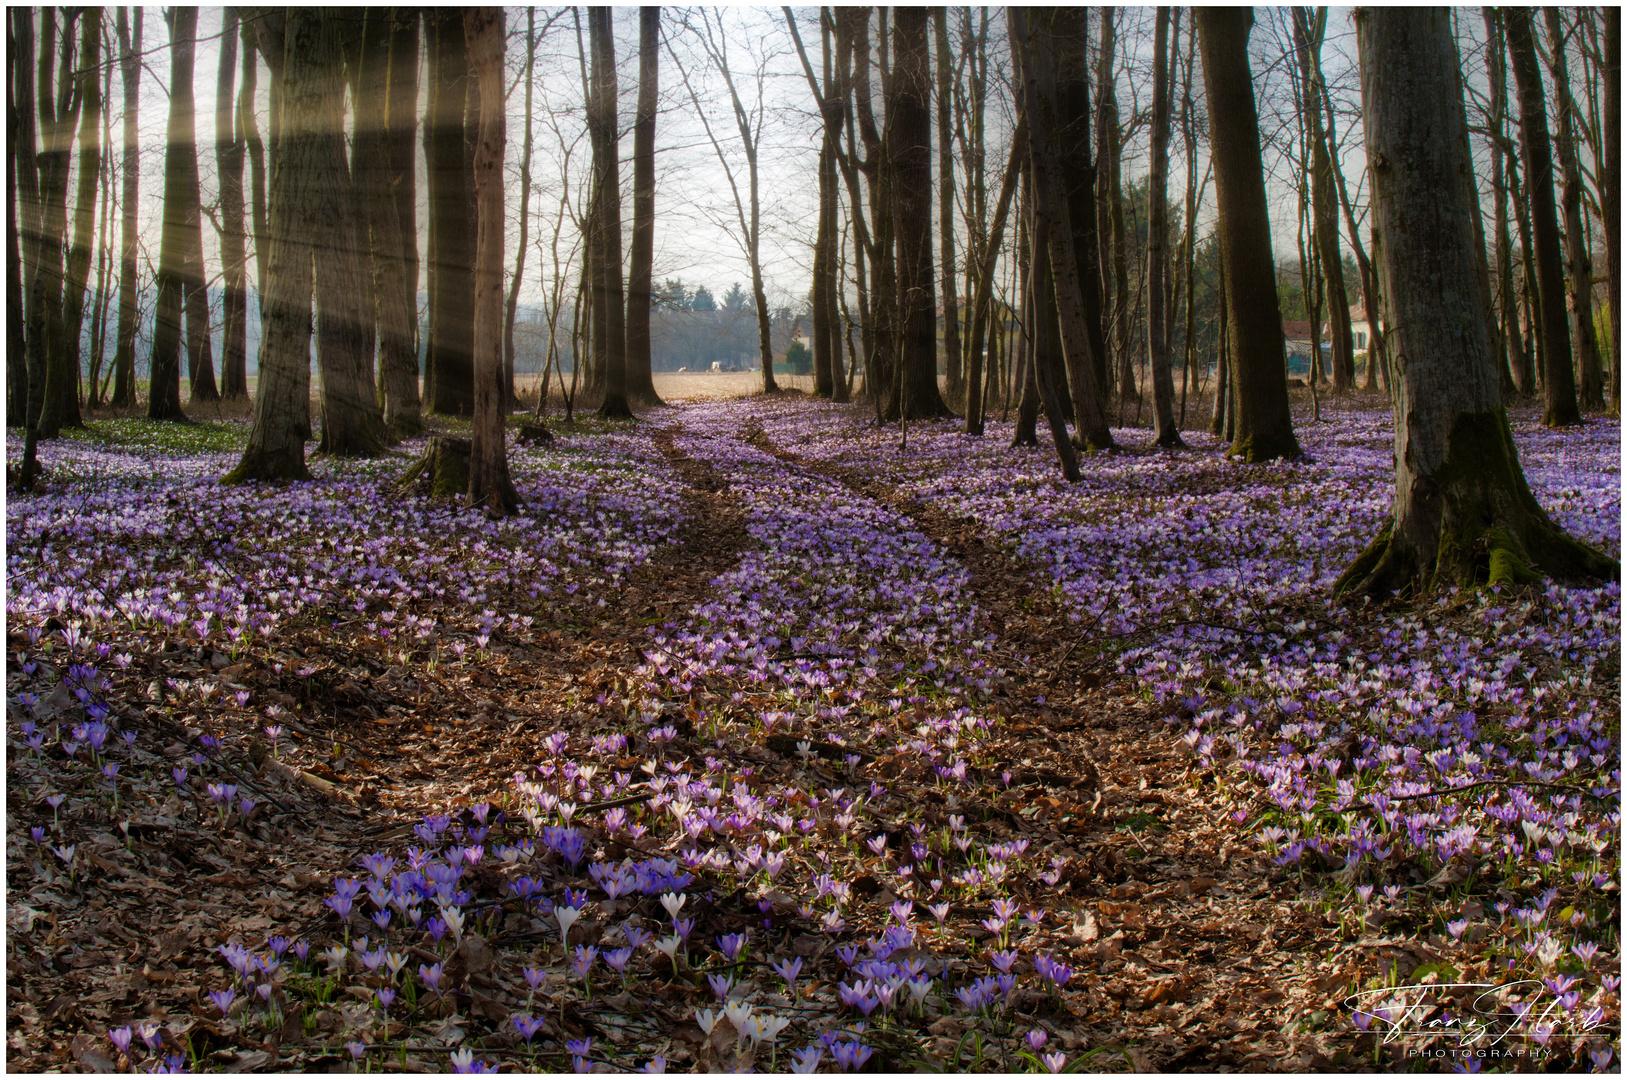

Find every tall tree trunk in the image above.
[1179,14,1201,426]
[1604,7,1620,412]
[50,6,100,434]
[1053,7,1110,409]
[311,17,387,457]
[32,11,79,437]
[1095,8,1133,407]
[173,9,218,407]
[1196,8,1299,461]
[390,13,420,382]
[1315,75,1388,395]
[887,8,950,421]
[1542,8,1603,410]
[425,10,475,417]
[106,8,140,410]
[218,9,249,400]
[147,8,193,422]
[933,6,961,402]
[964,130,1022,437]
[1505,8,1580,427]
[1339,7,1614,596]
[625,6,663,406]
[1011,10,1112,450]
[1294,8,1354,395]
[1011,200,1040,447]
[1210,269,1230,437]
[1483,9,1524,395]
[1027,189,1081,481]
[362,9,423,437]
[15,10,46,429]
[504,7,537,411]
[850,8,891,408]
[226,11,339,483]
[240,17,268,319]
[1510,145,1543,391]
[1146,6,1181,447]
[7,11,29,426]
[825,10,851,404]
[590,7,633,419]
[465,6,518,513]
[786,6,842,399]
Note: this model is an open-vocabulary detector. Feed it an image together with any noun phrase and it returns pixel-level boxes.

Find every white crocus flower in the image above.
[556,904,582,945]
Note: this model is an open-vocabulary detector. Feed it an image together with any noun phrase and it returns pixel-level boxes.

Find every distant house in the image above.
[1284,304,1385,369]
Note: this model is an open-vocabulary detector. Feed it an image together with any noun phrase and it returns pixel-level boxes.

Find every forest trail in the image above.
[743,412,1352,1071]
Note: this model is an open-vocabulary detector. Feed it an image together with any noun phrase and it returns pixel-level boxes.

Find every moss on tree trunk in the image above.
[394,436,471,499]
[1334,404,1615,597]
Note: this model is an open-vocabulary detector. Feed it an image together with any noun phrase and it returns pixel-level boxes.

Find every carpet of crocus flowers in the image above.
[5,396,1619,1074]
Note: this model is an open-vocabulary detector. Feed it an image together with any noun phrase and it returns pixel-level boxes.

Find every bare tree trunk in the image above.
[226,10,338,483]
[1542,8,1603,410]
[310,15,387,457]
[147,8,192,422]
[174,8,218,408]
[107,8,138,411]
[1179,14,1201,427]
[1483,9,1526,396]
[625,6,663,406]
[964,130,1022,437]
[1505,8,1581,427]
[1510,145,1542,391]
[1011,10,1111,450]
[465,6,518,513]
[1147,7,1181,447]
[425,10,475,417]
[1209,274,1229,437]
[7,11,29,426]
[933,7,961,403]
[216,9,248,400]
[1604,8,1620,412]
[1293,9,1354,395]
[834,13,873,403]
[240,17,268,317]
[886,9,950,422]
[504,7,537,411]
[14,10,46,429]
[1196,9,1299,461]
[1095,8,1133,408]
[785,6,842,399]
[31,12,80,437]
[1340,7,1614,596]
[359,8,422,437]
[850,8,892,408]
[590,7,633,419]
[43,8,99,435]
[1052,8,1110,415]
[390,13,420,378]
[1011,198,1040,448]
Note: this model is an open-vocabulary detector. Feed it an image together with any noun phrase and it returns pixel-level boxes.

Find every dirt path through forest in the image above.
[745,418,1363,1071]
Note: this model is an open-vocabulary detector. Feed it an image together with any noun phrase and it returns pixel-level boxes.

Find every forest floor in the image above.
[5,397,1620,1074]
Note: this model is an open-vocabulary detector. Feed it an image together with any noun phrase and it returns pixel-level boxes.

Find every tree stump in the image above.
[517,423,554,446]
[393,436,470,498]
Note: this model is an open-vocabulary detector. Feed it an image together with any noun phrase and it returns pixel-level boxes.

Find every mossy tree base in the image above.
[1336,409,1618,598]
[393,436,471,499]
[596,393,636,421]
[1227,430,1301,463]
[386,413,426,441]
[222,449,312,485]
